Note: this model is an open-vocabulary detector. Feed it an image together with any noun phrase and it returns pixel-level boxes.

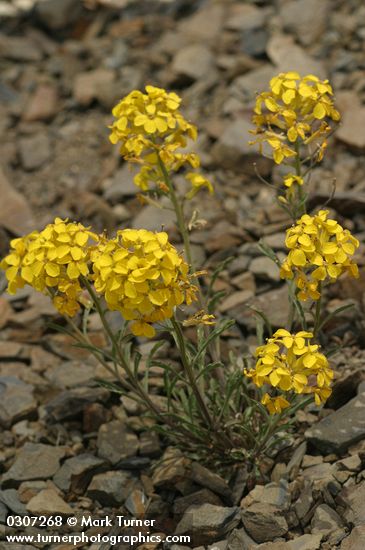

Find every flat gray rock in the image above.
[175,503,240,547]
[305,385,365,453]
[241,502,288,543]
[2,443,66,488]
[53,453,106,494]
[0,376,37,428]
[87,470,136,506]
[97,420,139,465]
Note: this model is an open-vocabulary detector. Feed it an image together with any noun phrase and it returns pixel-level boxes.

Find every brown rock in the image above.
[73,69,115,107]
[336,92,365,149]
[219,290,254,314]
[279,0,330,46]
[26,489,73,515]
[340,525,365,550]
[0,167,35,235]
[18,133,51,171]
[0,297,12,329]
[267,34,326,78]
[23,84,58,122]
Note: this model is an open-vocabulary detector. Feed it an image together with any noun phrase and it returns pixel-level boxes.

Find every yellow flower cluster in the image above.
[91,229,196,338]
[1,220,197,337]
[280,210,359,301]
[109,85,213,198]
[0,218,98,317]
[250,72,340,164]
[246,329,334,413]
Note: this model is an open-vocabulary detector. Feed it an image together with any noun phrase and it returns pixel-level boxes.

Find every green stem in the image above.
[171,316,214,429]
[313,282,322,337]
[82,277,168,421]
[157,154,193,267]
[157,154,225,386]
[294,140,306,216]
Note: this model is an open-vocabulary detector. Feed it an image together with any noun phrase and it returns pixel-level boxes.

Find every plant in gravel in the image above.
[0,78,360,481]
[250,71,341,219]
[245,72,359,433]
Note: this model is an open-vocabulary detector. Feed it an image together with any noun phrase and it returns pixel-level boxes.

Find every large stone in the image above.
[177,4,225,44]
[249,256,280,282]
[0,376,37,428]
[45,361,98,389]
[0,489,27,515]
[103,163,139,202]
[132,202,176,232]
[53,454,106,494]
[341,481,365,527]
[189,462,232,502]
[256,534,323,549]
[0,167,35,235]
[336,92,365,149]
[175,503,240,547]
[172,44,215,81]
[311,504,343,535]
[230,65,276,104]
[225,4,267,31]
[241,502,288,543]
[0,35,42,62]
[340,525,365,550]
[23,84,58,122]
[279,0,330,46]
[35,0,81,30]
[267,34,326,78]
[211,117,272,174]
[152,448,190,489]
[73,69,115,107]
[236,285,290,329]
[227,527,257,550]
[18,133,51,171]
[242,480,290,511]
[26,489,73,515]
[97,420,139,465]
[44,387,110,422]
[87,471,136,506]
[174,489,222,517]
[305,385,365,453]
[2,443,66,487]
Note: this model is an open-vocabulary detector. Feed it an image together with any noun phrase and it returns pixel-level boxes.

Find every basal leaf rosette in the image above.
[91,228,197,338]
[250,72,340,165]
[109,85,213,199]
[280,210,359,301]
[245,329,334,413]
[0,218,99,316]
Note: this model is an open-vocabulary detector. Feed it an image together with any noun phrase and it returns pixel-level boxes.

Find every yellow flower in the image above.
[0,218,98,316]
[245,329,334,411]
[280,210,359,301]
[261,393,290,415]
[185,173,214,200]
[91,228,197,338]
[109,86,210,197]
[284,174,304,188]
[250,72,340,165]
[183,310,216,327]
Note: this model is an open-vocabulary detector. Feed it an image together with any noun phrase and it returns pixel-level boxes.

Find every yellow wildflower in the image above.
[245,329,334,412]
[185,173,214,200]
[183,310,216,327]
[284,174,304,188]
[91,228,197,338]
[0,218,98,316]
[280,210,359,301]
[250,72,340,164]
[261,393,290,415]
[109,86,213,198]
